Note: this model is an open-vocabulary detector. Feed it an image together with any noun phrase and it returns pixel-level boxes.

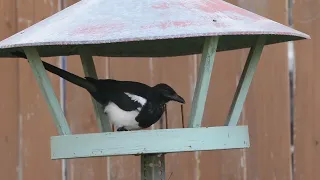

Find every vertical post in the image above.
[79,48,112,132]
[188,36,219,128]
[225,35,266,126]
[23,47,71,135]
[141,115,166,180]
[141,154,165,180]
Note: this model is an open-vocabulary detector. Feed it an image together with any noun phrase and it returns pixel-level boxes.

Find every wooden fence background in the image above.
[0,0,318,180]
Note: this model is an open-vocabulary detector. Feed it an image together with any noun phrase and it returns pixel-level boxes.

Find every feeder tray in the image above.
[0,0,310,179]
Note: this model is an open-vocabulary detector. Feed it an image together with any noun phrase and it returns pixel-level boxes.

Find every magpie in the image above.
[12,51,185,131]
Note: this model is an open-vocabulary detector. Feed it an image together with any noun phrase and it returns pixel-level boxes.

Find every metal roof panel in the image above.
[0,0,310,58]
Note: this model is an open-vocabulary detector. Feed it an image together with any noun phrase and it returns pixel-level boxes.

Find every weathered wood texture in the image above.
[238,1,292,179]
[0,1,19,180]
[0,0,311,179]
[188,37,219,128]
[199,49,245,180]
[293,0,320,179]
[200,0,292,179]
[51,126,249,159]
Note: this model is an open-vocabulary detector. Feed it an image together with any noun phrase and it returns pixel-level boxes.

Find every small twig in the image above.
[165,104,168,129]
[181,105,185,128]
[159,113,164,129]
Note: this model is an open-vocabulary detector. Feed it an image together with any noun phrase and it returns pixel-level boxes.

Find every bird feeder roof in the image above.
[0,0,310,58]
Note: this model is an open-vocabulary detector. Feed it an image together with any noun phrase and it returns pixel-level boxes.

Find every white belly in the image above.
[104,102,141,130]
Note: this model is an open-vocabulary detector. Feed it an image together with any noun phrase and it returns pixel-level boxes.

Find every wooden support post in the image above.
[23,47,71,135]
[188,36,219,128]
[225,35,266,126]
[141,116,166,180]
[79,49,112,132]
[141,154,165,180]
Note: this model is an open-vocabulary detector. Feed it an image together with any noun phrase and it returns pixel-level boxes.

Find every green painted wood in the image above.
[225,36,266,126]
[141,154,165,180]
[188,36,219,128]
[79,49,112,132]
[51,126,250,159]
[23,47,71,135]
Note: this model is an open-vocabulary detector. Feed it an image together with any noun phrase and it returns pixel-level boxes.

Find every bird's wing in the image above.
[85,78,151,111]
[116,81,152,99]
[109,92,144,112]
[135,102,164,128]
[88,78,151,98]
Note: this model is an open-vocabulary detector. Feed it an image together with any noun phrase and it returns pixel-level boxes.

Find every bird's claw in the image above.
[117,127,128,131]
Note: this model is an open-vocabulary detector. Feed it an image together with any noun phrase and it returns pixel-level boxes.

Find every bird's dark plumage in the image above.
[13,51,185,131]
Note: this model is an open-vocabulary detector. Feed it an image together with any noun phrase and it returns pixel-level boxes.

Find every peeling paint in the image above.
[152,2,170,9]
[72,24,125,35]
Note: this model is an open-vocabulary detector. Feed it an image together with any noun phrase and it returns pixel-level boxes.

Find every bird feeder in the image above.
[0,0,309,179]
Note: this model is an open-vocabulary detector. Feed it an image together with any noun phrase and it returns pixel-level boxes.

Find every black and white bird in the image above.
[12,51,185,131]
[85,77,185,131]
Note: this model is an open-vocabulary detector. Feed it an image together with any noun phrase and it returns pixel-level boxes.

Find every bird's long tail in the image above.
[11,51,97,92]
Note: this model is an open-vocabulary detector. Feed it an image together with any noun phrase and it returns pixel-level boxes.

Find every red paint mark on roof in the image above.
[214,22,228,28]
[152,2,170,9]
[159,22,171,29]
[173,21,193,27]
[196,0,263,21]
[152,1,189,10]
[196,1,220,14]
[73,24,125,35]
[141,20,205,30]
[177,1,189,9]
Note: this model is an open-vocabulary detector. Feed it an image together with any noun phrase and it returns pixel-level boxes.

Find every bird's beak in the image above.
[168,94,185,104]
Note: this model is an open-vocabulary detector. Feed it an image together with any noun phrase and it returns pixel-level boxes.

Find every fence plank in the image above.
[237,1,292,179]
[151,56,198,180]
[2,0,295,180]
[17,1,63,180]
[63,0,110,178]
[65,56,109,180]
[200,0,292,179]
[0,1,19,180]
[199,49,244,180]
[293,0,320,179]
[61,1,109,180]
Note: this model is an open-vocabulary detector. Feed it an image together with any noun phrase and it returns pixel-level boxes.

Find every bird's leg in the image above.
[117,127,128,131]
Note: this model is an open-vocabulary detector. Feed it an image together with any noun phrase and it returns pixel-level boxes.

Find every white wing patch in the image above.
[104,102,141,130]
[124,92,147,106]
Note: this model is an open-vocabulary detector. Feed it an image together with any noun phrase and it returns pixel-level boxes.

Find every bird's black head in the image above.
[153,83,185,104]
